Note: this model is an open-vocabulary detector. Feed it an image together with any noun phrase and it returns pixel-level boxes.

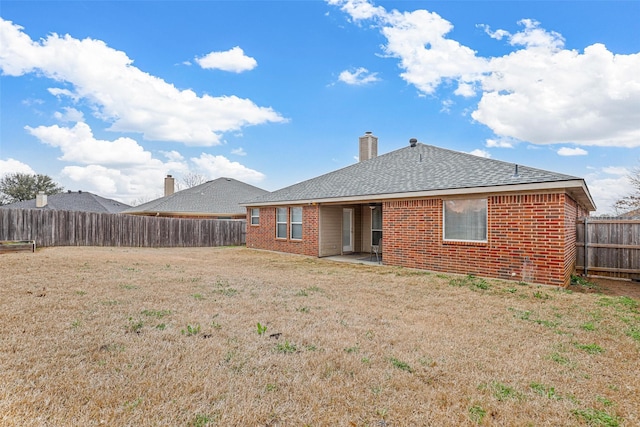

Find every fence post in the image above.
[583,217,588,277]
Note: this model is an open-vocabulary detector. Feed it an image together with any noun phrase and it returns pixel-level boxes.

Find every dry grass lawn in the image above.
[1,246,639,426]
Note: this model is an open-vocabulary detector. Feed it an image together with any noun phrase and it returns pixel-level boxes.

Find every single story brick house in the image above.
[243,132,595,287]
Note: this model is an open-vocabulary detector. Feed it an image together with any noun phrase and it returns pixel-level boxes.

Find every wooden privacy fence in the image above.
[576,217,640,280]
[0,208,246,248]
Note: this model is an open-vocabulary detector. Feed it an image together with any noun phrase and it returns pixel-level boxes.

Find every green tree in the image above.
[0,173,64,205]
[613,165,640,214]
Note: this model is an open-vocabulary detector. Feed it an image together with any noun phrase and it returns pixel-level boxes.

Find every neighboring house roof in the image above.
[123,177,268,217]
[244,143,596,211]
[618,207,640,218]
[0,191,131,213]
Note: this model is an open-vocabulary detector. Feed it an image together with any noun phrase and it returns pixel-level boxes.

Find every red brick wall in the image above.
[245,205,318,256]
[383,193,577,287]
[247,192,584,287]
[563,198,589,285]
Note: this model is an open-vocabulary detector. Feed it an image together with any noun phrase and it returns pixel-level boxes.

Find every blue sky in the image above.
[1,1,638,214]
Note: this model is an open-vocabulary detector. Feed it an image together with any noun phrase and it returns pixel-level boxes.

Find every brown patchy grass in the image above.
[1,247,639,426]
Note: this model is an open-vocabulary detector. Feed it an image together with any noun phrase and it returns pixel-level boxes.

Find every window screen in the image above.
[276,207,287,238]
[250,208,260,225]
[443,199,487,242]
[290,207,302,240]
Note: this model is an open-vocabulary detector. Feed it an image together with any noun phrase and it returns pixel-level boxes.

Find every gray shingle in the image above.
[246,143,585,204]
[0,191,130,213]
[123,177,267,216]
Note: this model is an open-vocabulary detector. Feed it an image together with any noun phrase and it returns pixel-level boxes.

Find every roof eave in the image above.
[123,211,244,217]
[244,180,597,211]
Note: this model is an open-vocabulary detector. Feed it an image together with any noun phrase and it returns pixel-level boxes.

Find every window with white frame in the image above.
[250,208,260,225]
[276,207,287,239]
[443,199,488,242]
[290,207,302,240]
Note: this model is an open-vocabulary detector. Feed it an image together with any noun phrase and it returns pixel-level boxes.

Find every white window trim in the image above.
[442,198,488,243]
[290,207,303,240]
[276,207,287,239]
[250,208,260,225]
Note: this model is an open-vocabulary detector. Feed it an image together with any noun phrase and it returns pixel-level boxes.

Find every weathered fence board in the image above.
[0,240,36,254]
[0,209,245,248]
[576,218,640,280]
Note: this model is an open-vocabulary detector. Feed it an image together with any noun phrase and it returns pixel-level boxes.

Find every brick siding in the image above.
[383,193,578,287]
[247,192,583,287]
[246,205,319,257]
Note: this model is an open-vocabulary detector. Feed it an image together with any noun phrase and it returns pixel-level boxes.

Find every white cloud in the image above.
[62,165,122,194]
[454,82,476,97]
[160,150,185,162]
[61,164,177,203]
[481,19,565,51]
[0,18,285,146]
[231,147,247,156]
[53,107,84,122]
[602,166,629,176]
[474,42,640,147]
[585,168,635,215]
[22,121,192,202]
[486,138,515,148]
[338,67,380,85]
[326,0,385,21]
[0,158,36,176]
[195,46,258,73]
[328,1,640,148]
[468,149,491,158]
[479,24,509,41]
[380,8,488,95]
[191,153,265,183]
[21,98,44,106]
[557,147,588,156]
[18,120,268,203]
[25,122,154,165]
[440,99,454,113]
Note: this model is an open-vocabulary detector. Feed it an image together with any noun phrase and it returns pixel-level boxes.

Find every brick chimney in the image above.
[164,175,175,197]
[36,191,47,208]
[359,131,378,162]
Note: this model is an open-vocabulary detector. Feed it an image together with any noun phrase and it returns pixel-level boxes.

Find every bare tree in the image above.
[178,172,208,190]
[613,165,640,214]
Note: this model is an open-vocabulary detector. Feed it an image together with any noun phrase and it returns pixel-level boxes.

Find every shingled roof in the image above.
[123,177,268,217]
[245,143,595,211]
[0,191,130,213]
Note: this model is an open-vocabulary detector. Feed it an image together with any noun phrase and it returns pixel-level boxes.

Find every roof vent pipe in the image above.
[409,138,418,147]
[513,164,519,177]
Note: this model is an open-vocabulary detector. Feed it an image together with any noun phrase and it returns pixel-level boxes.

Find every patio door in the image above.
[342,208,354,253]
